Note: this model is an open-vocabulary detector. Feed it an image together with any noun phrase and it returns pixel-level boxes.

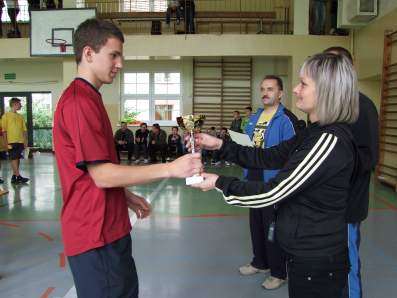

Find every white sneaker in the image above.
[143,159,149,164]
[262,276,286,290]
[239,264,269,276]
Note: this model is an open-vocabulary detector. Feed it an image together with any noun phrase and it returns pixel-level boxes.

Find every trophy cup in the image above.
[177,115,205,185]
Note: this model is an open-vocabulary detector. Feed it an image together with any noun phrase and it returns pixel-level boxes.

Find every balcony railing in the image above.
[78,0,291,35]
[0,0,291,38]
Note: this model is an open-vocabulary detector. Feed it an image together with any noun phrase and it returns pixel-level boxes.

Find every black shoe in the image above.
[0,178,3,184]
[11,175,17,184]
[17,176,29,183]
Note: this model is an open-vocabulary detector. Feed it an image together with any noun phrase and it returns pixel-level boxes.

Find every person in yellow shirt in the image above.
[1,97,29,184]
[0,121,7,184]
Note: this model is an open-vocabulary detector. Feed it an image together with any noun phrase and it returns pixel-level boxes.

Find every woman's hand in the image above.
[191,172,219,191]
[185,133,223,152]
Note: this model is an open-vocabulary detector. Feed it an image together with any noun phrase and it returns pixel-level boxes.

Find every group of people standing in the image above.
[192,47,378,298]
[114,122,183,164]
[53,17,379,298]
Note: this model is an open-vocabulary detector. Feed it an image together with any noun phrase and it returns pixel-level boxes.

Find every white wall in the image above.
[0,59,64,110]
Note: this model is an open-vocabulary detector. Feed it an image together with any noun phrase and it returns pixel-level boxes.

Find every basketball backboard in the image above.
[30,8,96,57]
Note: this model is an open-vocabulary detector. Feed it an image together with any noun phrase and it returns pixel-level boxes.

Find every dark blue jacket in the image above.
[245,104,299,182]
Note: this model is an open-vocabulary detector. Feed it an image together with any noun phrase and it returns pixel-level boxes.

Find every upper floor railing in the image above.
[78,0,292,35]
[0,0,292,38]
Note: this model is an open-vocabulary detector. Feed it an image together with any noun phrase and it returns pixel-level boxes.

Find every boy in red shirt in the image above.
[53,18,202,298]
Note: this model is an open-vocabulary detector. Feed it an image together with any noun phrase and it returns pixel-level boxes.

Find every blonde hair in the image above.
[300,53,359,125]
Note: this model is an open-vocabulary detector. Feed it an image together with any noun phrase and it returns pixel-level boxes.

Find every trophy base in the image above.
[186,175,204,185]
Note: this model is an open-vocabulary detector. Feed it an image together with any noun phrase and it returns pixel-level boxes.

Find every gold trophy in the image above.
[177,115,205,185]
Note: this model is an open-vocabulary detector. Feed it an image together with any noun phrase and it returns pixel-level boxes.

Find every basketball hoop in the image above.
[45,38,68,53]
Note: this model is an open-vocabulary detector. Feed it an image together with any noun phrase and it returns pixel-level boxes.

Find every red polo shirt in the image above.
[53,78,131,256]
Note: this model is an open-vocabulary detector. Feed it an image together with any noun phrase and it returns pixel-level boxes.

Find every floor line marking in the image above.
[59,252,65,268]
[0,221,20,228]
[40,287,55,298]
[38,232,55,241]
[63,179,170,298]
[375,196,397,211]
[369,207,390,211]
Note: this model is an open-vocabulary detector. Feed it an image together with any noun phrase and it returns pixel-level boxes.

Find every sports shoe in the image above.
[11,175,29,184]
[262,276,286,290]
[0,178,3,184]
[143,159,149,164]
[239,264,269,276]
[17,175,29,183]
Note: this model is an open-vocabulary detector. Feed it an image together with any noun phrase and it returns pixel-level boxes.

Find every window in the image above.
[122,72,181,124]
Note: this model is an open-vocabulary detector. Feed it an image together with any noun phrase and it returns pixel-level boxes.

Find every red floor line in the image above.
[37,232,55,241]
[59,252,65,268]
[375,196,397,211]
[0,221,20,228]
[369,207,390,211]
[40,287,55,298]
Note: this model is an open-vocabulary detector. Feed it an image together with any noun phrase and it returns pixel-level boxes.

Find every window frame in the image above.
[121,71,182,126]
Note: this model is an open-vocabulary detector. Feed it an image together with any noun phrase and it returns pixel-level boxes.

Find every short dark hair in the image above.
[153,123,160,129]
[245,106,252,111]
[140,122,147,127]
[323,46,353,64]
[172,126,178,130]
[73,18,124,64]
[262,75,283,91]
[233,110,240,114]
[120,121,126,125]
[9,97,21,107]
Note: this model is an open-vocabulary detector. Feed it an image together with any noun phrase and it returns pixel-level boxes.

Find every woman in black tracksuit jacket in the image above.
[192,53,359,298]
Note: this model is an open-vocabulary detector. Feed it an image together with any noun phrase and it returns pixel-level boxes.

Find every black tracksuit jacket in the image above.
[215,122,356,257]
[346,93,379,223]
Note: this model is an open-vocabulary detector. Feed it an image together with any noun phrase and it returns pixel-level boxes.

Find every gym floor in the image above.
[0,153,396,298]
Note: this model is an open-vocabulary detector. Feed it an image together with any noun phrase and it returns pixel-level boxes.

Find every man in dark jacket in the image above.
[134,122,149,164]
[230,111,242,133]
[240,75,301,290]
[148,123,167,163]
[167,126,183,160]
[324,47,379,298]
[114,121,134,161]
